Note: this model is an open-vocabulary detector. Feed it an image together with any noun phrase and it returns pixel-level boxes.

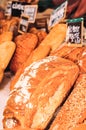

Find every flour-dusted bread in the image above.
[3,56,79,129]
[50,73,86,130]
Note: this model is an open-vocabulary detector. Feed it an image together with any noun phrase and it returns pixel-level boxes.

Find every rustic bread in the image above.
[50,73,86,130]
[50,45,86,73]
[3,56,79,129]
[10,33,38,73]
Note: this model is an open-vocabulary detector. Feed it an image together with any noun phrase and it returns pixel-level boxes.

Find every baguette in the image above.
[50,73,86,130]
[41,23,67,51]
[3,56,79,129]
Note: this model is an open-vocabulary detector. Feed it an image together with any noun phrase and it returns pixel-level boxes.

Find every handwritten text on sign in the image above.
[68,24,81,43]
[67,18,83,44]
[24,5,38,23]
[49,0,67,27]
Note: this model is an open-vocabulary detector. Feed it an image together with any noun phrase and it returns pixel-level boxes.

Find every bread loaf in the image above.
[10,33,38,73]
[50,73,86,130]
[29,27,47,44]
[50,45,86,73]
[0,41,16,82]
[3,56,79,129]
[0,31,13,43]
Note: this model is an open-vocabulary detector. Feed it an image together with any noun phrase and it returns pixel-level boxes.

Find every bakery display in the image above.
[0,1,86,129]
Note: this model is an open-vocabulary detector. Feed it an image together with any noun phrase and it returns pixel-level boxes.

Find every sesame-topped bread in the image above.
[50,73,86,130]
[3,56,79,129]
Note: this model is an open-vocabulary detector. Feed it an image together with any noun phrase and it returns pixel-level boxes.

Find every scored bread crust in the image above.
[3,56,79,129]
[50,73,86,130]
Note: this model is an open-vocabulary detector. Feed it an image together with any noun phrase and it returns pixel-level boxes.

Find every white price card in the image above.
[24,5,38,23]
[49,0,68,28]
[18,14,29,34]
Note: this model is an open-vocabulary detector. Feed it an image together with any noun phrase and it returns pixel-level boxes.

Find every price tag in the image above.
[49,0,67,28]
[18,14,29,34]
[5,1,12,16]
[11,1,29,17]
[66,18,84,45]
[24,5,38,23]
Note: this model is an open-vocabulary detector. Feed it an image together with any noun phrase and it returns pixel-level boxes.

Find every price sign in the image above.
[18,14,29,34]
[24,5,38,23]
[5,1,12,16]
[12,1,29,17]
[49,0,68,28]
[66,18,84,45]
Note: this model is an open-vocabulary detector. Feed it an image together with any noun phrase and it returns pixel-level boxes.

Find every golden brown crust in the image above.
[3,56,79,129]
[10,33,38,73]
[0,41,15,82]
[41,24,67,51]
[50,74,86,130]
[0,31,13,43]
[71,124,86,130]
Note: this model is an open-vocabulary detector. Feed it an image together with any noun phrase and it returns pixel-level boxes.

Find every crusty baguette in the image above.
[41,23,67,51]
[50,73,86,130]
[3,56,79,129]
